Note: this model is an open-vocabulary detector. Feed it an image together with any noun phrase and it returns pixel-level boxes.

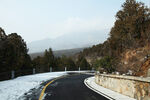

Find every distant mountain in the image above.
[27,29,109,53]
[29,48,85,59]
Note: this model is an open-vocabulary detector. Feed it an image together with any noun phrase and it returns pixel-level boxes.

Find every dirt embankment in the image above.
[78,44,150,77]
[118,45,150,76]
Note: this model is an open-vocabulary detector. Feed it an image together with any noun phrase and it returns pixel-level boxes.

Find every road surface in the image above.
[24,73,108,100]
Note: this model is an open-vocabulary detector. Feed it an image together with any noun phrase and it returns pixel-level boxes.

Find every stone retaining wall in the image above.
[95,74,150,100]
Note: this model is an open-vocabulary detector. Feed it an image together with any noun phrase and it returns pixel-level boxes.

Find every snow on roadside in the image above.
[0,72,67,100]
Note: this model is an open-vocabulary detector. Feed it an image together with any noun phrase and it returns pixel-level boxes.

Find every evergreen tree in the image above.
[0,29,32,73]
[110,0,150,51]
[43,48,55,71]
[93,56,115,73]
[76,55,90,70]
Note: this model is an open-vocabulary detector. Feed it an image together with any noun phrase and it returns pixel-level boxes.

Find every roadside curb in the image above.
[84,77,136,100]
[84,78,114,100]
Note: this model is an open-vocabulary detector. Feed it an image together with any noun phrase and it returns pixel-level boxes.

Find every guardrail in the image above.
[0,68,95,81]
[0,68,35,81]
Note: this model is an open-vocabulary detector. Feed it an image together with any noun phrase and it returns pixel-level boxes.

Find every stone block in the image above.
[147,68,150,77]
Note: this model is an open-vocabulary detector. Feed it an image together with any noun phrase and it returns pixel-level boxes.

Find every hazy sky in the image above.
[0,0,149,43]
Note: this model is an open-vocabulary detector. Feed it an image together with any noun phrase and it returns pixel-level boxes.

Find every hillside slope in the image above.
[76,0,150,76]
[118,45,150,75]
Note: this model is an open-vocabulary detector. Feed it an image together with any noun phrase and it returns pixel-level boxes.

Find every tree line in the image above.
[0,28,90,77]
[32,48,91,73]
[79,0,150,73]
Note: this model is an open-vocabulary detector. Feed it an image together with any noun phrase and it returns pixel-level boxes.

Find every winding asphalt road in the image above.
[40,73,108,100]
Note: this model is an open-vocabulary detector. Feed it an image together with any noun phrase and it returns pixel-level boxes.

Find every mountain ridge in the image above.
[27,29,109,53]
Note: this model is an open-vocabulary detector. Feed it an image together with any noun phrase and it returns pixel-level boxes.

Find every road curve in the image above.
[41,73,108,100]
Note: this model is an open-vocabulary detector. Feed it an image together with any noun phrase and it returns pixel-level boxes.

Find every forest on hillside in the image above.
[78,0,150,75]
[0,28,90,80]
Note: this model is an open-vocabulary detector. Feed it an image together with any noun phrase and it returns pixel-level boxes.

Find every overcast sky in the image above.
[0,0,149,43]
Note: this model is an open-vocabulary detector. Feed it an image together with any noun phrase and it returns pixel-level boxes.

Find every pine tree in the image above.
[0,29,32,73]
[43,48,55,71]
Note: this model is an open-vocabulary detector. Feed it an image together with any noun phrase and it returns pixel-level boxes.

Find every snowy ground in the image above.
[0,72,68,100]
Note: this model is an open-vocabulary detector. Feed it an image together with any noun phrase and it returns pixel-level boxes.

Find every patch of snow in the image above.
[0,72,67,100]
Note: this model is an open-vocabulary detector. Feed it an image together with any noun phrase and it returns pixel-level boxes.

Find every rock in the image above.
[143,96,150,100]
[127,70,133,75]
[124,61,128,65]
[147,68,150,77]
[115,72,120,75]
[122,74,126,76]
[97,71,100,74]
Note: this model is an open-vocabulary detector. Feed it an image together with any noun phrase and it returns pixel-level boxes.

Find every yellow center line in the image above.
[38,76,66,100]
[39,79,55,100]
[38,74,80,100]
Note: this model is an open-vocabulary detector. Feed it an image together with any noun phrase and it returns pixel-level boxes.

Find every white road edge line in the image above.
[84,78,114,100]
